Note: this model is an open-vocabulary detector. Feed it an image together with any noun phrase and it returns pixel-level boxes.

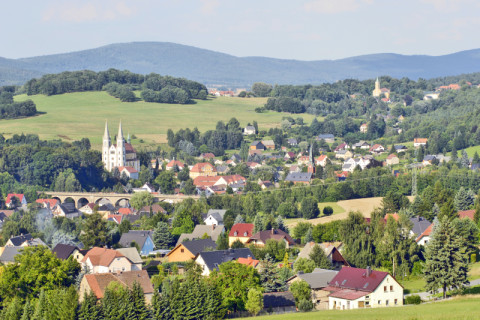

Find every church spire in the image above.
[117,120,124,142]
[104,120,110,141]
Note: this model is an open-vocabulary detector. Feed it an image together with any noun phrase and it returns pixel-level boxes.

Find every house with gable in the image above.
[117,166,139,180]
[415,223,433,246]
[243,125,256,135]
[325,267,403,309]
[5,234,33,247]
[190,162,217,179]
[81,247,136,274]
[118,230,155,256]
[285,172,312,185]
[287,138,298,146]
[6,193,27,208]
[414,138,428,148]
[229,223,254,246]
[360,123,368,133]
[52,243,88,263]
[369,144,385,155]
[166,159,185,171]
[0,246,23,264]
[353,141,370,150]
[247,229,295,248]
[315,155,328,167]
[261,140,275,150]
[176,225,225,245]
[167,238,217,262]
[409,217,431,239]
[335,149,353,160]
[250,141,266,151]
[194,248,255,276]
[385,154,399,166]
[204,209,226,226]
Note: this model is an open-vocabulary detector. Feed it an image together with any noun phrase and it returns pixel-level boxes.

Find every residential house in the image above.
[229,223,255,246]
[117,207,133,215]
[287,268,339,310]
[315,155,328,167]
[116,247,143,269]
[243,125,256,135]
[216,165,230,174]
[297,242,349,270]
[258,180,274,190]
[6,193,27,208]
[35,198,59,209]
[193,176,221,188]
[246,162,262,170]
[385,154,399,166]
[262,292,296,313]
[5,234,33,247]
[79,203,96,215]
[195,248,255,275]
[297,155,311,166]
[166,239,217,262]
[79,270,154,303]
[458,210,475,221]
[250,141,266,151]
[138,204,166,216]
[413,138,428,148]
[360,123,368,133]
[237,256,260,268]
[423,92,439,100]
[409,217,431,239]
[247,229,295,248]
[353,141,371,150]
[52,243,87,263]
[52,203,82,218]
[177,225,225,245]
[204,209,226,226]
[335,149,353,160]
[342,158,370,173]
[119,230,155,256]
[316,134,335,144]
[415,223,433,246]
[423,155,436,166]
[285,172,312,185]
[287,138,298,146]
[0,246,23,264]
[117,166,139,180]
[166,159,185,171]
[262,140,275,150]
[394,145,408,153]
[326,267,403,309]
[81,247,136,274]
[190,162,217,179]
[369,144,385,155]
[334,143,349,153]
[200,152,215,160]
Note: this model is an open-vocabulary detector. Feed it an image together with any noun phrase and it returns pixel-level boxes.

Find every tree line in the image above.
[0,90,36,119]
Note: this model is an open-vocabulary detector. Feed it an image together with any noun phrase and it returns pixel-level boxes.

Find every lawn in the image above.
[10,92,317,149]
[241,296,480,320]
[454,145,480,157]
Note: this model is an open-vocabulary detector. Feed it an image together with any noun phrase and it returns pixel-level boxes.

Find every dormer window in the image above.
[244,232,247,236]
[234,231,238,236]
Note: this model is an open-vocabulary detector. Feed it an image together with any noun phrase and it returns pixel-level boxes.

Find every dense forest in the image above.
[0,86,36,119]
[24,69,208,104]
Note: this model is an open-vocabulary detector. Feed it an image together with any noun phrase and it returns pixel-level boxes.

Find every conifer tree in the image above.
[2,296,23,320]
[454,187,475,211]
[451,145,458,162]
[216,232,229,250]
[153,221,174,249]
[259,254,285,293]
[32,289,47,320]
[473,151,480,165]
[303,227,313,244]
[460,150,470,168]
[309,244,332,270]
[78,292,102,320]
[234,214,245,224]
[245,288,263,316]
[424,216,469,299]
[20,298,34,320]
[130,282,150,320]
[253,214,264,234]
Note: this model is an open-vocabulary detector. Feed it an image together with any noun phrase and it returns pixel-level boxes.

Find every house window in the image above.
[386,300,389,306]
[394,299,398,305]
[390,285,393,292]
[181,249,184,253]
[378,300,381,305]
[244,232,247,236]
[384,286,387,292]
[234,231,238,236]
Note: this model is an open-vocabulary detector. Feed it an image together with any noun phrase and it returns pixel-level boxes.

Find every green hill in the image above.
[8,92,314,148]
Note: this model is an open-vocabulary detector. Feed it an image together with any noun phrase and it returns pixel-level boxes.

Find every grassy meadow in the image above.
[8,92,317,149]
[241,296,480,320]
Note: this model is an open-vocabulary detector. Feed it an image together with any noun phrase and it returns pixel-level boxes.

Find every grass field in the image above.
[454,145,480,158]
[9,92,317,149]
[241,296,480,320]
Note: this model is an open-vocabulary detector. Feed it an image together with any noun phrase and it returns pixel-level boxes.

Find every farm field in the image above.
[9,92,316,149]
[241,296,480,320]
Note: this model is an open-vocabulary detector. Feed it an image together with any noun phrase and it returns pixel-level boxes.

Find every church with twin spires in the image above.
[102,121,140,173]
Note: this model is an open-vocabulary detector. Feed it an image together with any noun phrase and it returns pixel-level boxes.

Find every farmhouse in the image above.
[229,223,254,246]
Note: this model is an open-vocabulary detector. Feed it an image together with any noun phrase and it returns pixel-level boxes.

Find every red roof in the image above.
[414,138,428,144]
[386,154,398,160]
[166,160,185,168]
[6,193,24,204]
[458,210,475,221]
[416,223,433,242]
[328,288,369,300]
[124,143,135,153]
[229,223,254,237]
[246,161,260,168]
[117,166,138,174]
[201,153,215,159]
[237,256,259,268]
[316,155,327,162]
[384,213,400,222]
[327,267,389,294]
[108,214,123,224]
[334,143,348,152]
[222,175,246,185]
[82,247,125,266]
[36,199,59,207]
[193,176,221,187]
[117,208,133,215]
[191,162,216,173]
[369,144,384,152]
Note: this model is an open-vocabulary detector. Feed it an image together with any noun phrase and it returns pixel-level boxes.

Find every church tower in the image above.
[115,121,126,168]
[102,121,111,170]
[372,77,381,97]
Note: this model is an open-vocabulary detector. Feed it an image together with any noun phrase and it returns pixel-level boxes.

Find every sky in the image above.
[2,0,480,60]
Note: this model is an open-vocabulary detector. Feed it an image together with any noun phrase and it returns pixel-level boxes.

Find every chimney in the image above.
[366,266,371,277]
[271,229,275,235]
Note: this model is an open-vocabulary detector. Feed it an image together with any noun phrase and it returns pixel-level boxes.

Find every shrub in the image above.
[471,253,477,263]
[298,298,313,312]
[323,206,334,216]
[405,295,421,305]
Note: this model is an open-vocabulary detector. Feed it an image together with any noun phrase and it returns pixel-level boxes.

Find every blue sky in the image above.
[2,0,480,60]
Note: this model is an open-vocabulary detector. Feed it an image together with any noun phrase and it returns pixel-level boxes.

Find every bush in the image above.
[471,253,477,263]
[405,295,421,305]
[298,298,313,312]
[323,206,333,216]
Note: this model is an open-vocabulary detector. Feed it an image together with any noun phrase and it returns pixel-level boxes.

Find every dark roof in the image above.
[8,234,33,246]
[206,209,226,223]
[248,229,295,245]
[138,204,166,215]
[317,134,334,139]
[285,172,312,182]
[52,243,79,260]
[394,145,407,150]
[327,267,389,293]
[119,230,153,249]
[291,269,339,289]
[409,217,432,236]
[0,246,23,263]
[0,212,7,222]
[181,239,217,256]
[123,214,141,225]
[263,292,296,308]
[197,248,255,272]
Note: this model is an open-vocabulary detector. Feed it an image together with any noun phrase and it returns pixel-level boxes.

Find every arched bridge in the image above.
[41,191,200,208]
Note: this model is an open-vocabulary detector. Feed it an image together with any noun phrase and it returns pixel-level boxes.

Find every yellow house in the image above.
[189,162,217,179]
[228,223,254,246]
[166,239,217,262]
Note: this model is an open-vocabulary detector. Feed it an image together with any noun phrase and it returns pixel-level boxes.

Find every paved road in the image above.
[405,278,480,300]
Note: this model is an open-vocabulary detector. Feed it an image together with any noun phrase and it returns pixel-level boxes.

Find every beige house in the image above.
[386,154,399,166]
[288,268,338,310]
[326,267,403,309]
[228,223,254,246]
[81,247,135,274]
[335,150,353,160]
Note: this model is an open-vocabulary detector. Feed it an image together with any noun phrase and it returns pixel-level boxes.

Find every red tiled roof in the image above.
[369,144,383,152]
[458,210,475,221]
[36,199,59,207]
[166,160,185,168]
[222,175,246,185]
[237,256,259,268]
[386,154,398,160]
[327,267,389,293]
[193,176,221,187]
[108,214,123,224]
[316,155,327,161]
[124,143,135,153]
[414,138,428,144]
[384,213,400,222]
[117,208,133,215]
[229,223,254,237]
[82,247,125,267]
[191,162,216,173]
[328,288,369,300]
[201,153,215,159]
[85,270,153,299]
[6,193,24,204]
[118,166,138,174]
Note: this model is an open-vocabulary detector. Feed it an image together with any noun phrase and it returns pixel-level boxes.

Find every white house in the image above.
[81,247,135,274]
[243,126,256,135]
[204,209,226,226]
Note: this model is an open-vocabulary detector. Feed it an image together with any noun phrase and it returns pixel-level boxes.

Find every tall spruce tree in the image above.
[454,187,475,211]
[259,254,285,293]
[20,298,34,320]
[130,282,150,320]
[460,150,470,168]
[253,214,264,234]
[424,216,469,299]
[153,221,174,249]
[78,292,102,320]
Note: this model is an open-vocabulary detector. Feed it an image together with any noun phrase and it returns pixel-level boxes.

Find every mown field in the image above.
[8,92,316,149]
[242,296,480,320]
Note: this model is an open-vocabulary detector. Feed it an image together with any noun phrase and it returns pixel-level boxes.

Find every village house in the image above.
[297,155,311,166]
[237,256,260,268]
[297,242,349,270]
[385,154,399,166]
[116,248,143,268]
[35,198,59,209]
[247,229,295,248]
[117,166,139,180]
[167,239,217,263]
[5,234,35,247]
[423,92,439,100]
[243,125,256,135]
[165,159,185,171]
[316,134,335,144]
[79,203,96,215]
[394,145,408,153]
[189,162,217,179]
[335,149,353,160]
[413,138,428,148]
[287,268,339,310]
[52,243,88,263]
[204,209,226,226]
[409,217,431,239]
[325,267,403,309]
[200,152,215,160]
[287,138,298,146]
[415,223,433,246]
[360,123,368,133]
[246,161,262,170]
[334,142,349,153]
[138,204,167,216]
[194,248,255,276]
[250,141,266,151]
[229,223,255,246]
[342,158,370,173]
[81,247,137,274]
[353,141,371,150]
[79,270,154,303]
[52,203,82,218]
[118,230,155,256]
[369,144,385,155]
[285,172,312,185]
[0,246,23,264]
[258,180,274,190]
[261,140,275,150]
[177,225,225,244]
[6,193,27,208]
[315,155,328,167]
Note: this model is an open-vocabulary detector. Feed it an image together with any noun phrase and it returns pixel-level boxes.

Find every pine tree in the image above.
[309,244,332,269]
[20,299,34,320]
[303,227,313,244]
[245,288,263,316]
[473,151,480,165]
[253,214,264,234]
[233,214,244,224]
[417,145,424,162]
[78,292,102,320]
[454,187,475,211]
[130,282,150,320]
[259,254,284,292]
[216,232,229,250]
[439,198,456,220]
[411,168,417,197]
[424,216,469,299]
[153,221,174,249]
[32,289,47,320]
[275,215,287,232]
[2,296,23,320]
[460,150,470,168]
[451,145,458,162]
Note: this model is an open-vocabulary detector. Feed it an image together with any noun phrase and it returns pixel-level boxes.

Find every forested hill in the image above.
[2,42,480,87]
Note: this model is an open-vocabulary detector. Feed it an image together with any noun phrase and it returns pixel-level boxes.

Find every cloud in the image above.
[42,1,135,22]
[304,0,374,14]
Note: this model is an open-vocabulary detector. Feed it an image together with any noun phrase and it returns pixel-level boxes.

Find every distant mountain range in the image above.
[2,42,480,87]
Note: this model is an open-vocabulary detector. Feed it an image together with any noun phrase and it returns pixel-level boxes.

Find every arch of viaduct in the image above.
[41,191,200,208]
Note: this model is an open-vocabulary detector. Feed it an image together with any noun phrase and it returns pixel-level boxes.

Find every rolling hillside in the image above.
[2,42,480,87]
